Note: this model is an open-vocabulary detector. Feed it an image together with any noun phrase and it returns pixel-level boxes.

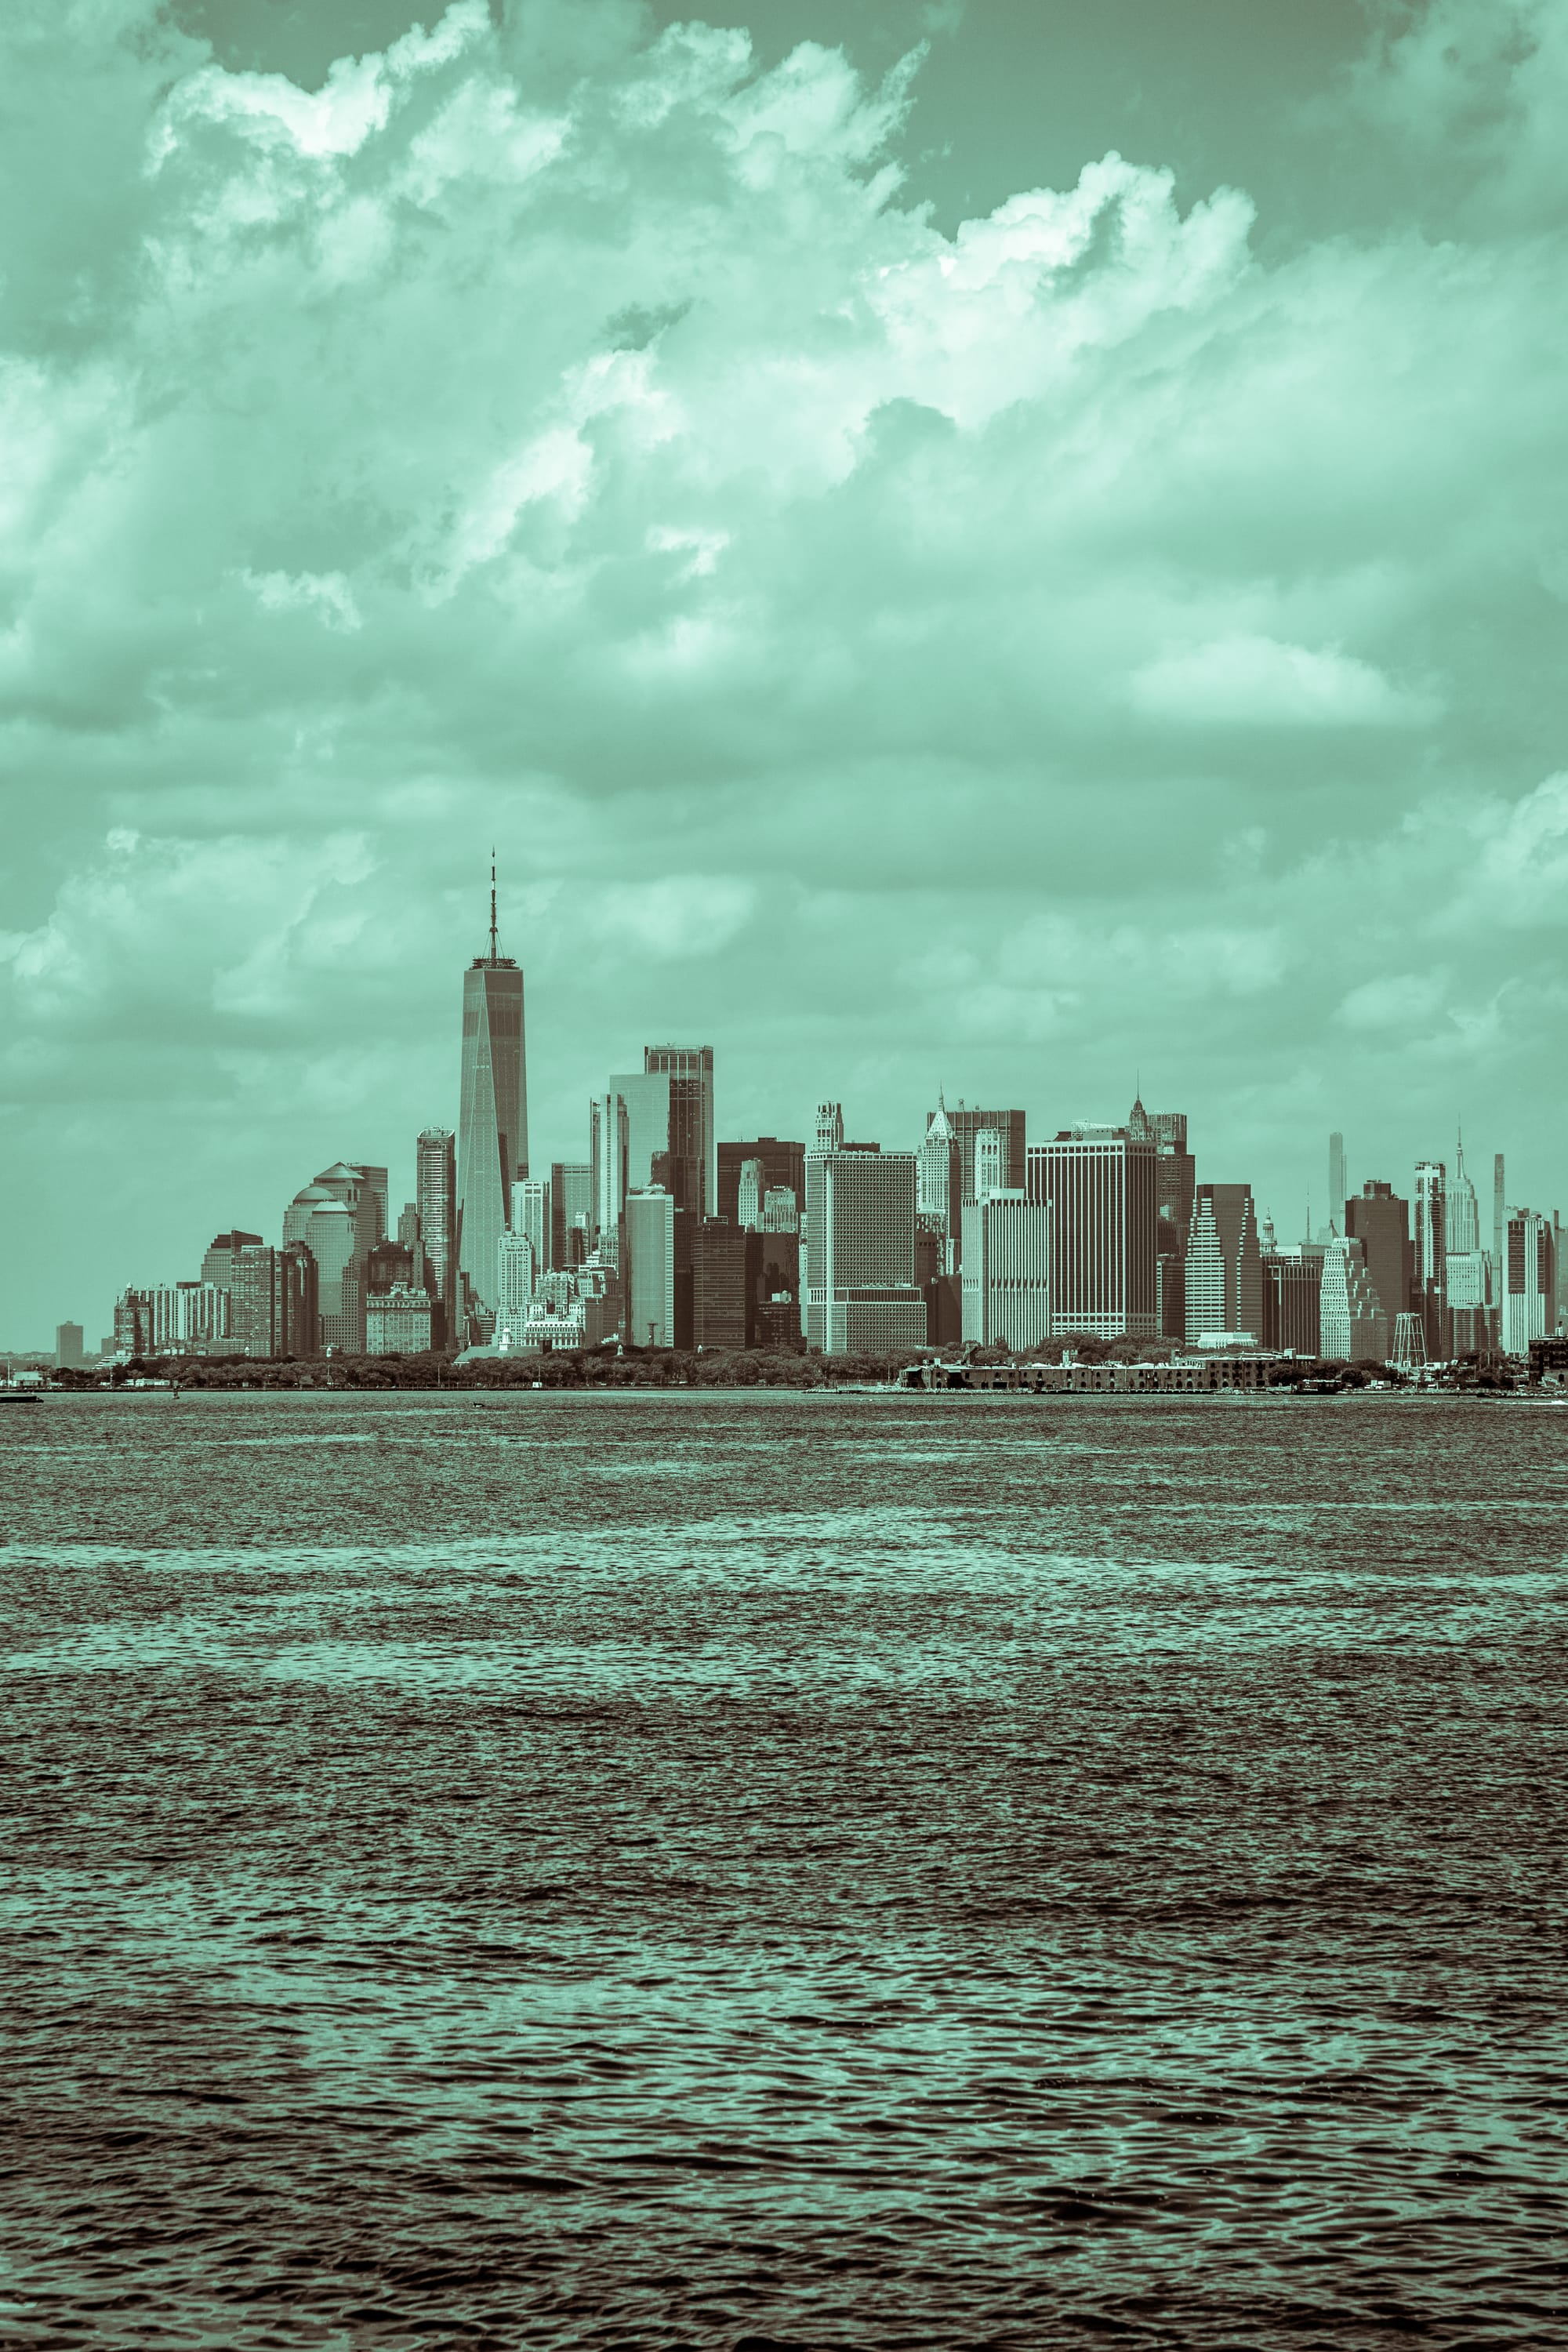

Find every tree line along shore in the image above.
[42,1341,1523,1392]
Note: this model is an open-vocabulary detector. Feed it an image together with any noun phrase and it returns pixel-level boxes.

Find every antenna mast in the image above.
[488,848,498,961]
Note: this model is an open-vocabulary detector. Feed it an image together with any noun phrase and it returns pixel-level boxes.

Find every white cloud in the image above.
[1128,636,1434,728]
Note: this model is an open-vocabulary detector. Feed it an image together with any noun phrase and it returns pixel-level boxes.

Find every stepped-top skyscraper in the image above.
[457,861,528,1319]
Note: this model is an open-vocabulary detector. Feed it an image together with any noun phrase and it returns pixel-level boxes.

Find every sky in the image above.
[4,0,1567,1345]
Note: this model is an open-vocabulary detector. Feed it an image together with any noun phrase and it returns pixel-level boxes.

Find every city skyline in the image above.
[10,861,1562,1351]
[51,878,1565,1368]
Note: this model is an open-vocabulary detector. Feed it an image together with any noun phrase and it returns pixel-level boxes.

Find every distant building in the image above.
[737,1158,765,1231]
[550,1162,593,1270]
[200,1232,263,1291]
[366,1286,434,1355]
[1344,1181,1412,1346]
[804,1146,924,1354]
[814,1102,844,1154]
[718,1137,805,1225]
[1131,1099,1193,1341]
[1414,1160,1447,1358]
[1502,1209,1555,1355]
[457,872,528,1322]
[1319,1236,1388,1362]
[644,1046,715,1216]
[960,1191,1051,1351]
[1026,1131,1158,1340]
[112,1283,232,1357]
[626,1189,677,1348]
[973,1127,1006,1205]
[1261,1243,1324,1356]
[589,1090,629,1267]
[1184,1183,1262,1346]
[1444,1132,1488,1354]
[946,1105,1025,1201]
[495,1229,539,1341]
[285,1190,363,1352]
[916,1100,963,1265]
[761,1187,798,1232]
[692,1218,762,1349]
[54,1322,84,1369]
[416,1129,457,1343]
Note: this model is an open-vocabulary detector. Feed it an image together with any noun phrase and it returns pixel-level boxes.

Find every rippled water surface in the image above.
[4,1389,1567,2348]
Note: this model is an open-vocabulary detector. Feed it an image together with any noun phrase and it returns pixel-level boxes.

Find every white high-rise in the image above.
[960,1192,1051,1350]
[804,1147,925,1355]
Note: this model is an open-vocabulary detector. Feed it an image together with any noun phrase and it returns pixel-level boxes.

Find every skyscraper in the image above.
[55,1322,84,1368]
[916,1100,963,1254]
[973,1128,1005,1204]
[737,1159,765,1229]
[626,1189,677,1348]
[1026,1131,1158,1340]
[1183,1183,1263,1345]
[550,1162,593,1269]
[416,1127,457,1344]
[457,865,527,1323]
[605,1070,672,1192]
[717,1137,807,1225]
[590,1090,629,1265]
[946,1105,1026,1200]
[960,1192,1051,1351]
[804,1149,925,1354]
[1502,1209,1555,1355]
[644,1046,714,1215]
[200,1232,263,1290]
[1345,1181,1413,1346]
[1320,1236,1388,1362]
[1413,1160,1447,1358]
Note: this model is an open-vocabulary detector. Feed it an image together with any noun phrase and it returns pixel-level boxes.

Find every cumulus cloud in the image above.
[1128,637,1435,729]
[1,0,1566,1327]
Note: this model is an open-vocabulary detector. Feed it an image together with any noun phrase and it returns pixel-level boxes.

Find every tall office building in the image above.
[1320,1236,1388,1362]
[1494,1152,1506,1268]
[691,1218,761,1349]
[916,1101,963,1258]
[495,1228,539,1340]
[625,1189,677,1347]
[1131,1101,1195,1340]
[590,1091,630,1266]
[804,1149,925,1354]
[973,1128,1006,1205]
[718,1137,806,1224]
[1328,1133,1348,1232]
[814,1102,844,1153]
[457,867,528,1321]
[200,1232,263,1290]
[550,1162,593,1269]
[230,1243,278,1357]
[1183,1183,1263,1345]
[737,1159,765,1229]
[1026,1131,1158,1340]
[644,1047,714,1215]
[947,1105,1026,1200]
[1345,1181,1413,1346]
[604,1070,671,1192]
[416,1128,457,1342]
[960,1192,1051,1351]
[1413,1161,1447,1358]
[55,1322,85,1369]
[1261,1243,1325,1355]
[511,1178,549,1280]
[1502,1210,1555,1355]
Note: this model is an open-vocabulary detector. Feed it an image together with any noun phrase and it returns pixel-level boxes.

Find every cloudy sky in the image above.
[4,0,1566,1343]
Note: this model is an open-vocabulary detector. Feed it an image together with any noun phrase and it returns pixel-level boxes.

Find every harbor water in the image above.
[3,1389,1566,2348]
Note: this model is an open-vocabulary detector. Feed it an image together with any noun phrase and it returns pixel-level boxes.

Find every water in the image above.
[3,1388,1566,2349]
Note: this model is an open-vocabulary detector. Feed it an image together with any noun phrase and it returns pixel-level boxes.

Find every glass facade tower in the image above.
[456,877,527,1322]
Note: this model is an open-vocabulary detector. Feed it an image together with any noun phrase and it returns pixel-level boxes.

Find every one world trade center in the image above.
[456,860,528,1327]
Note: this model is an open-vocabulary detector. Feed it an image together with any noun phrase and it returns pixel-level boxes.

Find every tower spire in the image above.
[488,848,498,961]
